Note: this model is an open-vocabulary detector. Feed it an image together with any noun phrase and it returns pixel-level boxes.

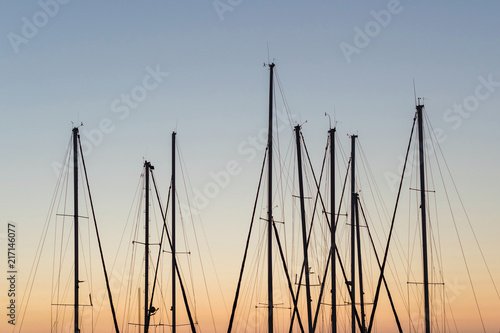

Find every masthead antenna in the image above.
[71,121,84,129]
[413,78,418,107]
[267,42,270,65]
[325,112,332,129]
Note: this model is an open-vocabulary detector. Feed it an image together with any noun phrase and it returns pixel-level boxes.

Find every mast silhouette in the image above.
[172,131,177,332]
[350,136,368,333]
[144,161,153,332]
[355,193,366,332]
[267,62,275,333]
[73,127,80,333]
[147,136,197,332]
[350,135,356,333]
[417,100,431,333]
[227,63,305,332]
[294,125,313,331]
[329,127,336,333]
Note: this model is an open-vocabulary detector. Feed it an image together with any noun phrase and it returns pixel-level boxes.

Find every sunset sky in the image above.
[1,1,500,332]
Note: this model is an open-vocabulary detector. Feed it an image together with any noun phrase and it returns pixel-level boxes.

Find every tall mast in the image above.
[329,128,336,333]
[350,135,357,333]
[144,161,152,333]
[417,101,431,333]
[172,131,177,333]
[267,62,275,333]
[294,125,313,331]
[73,127,79,333]
[355,194,366,332]
[138,288,141,332]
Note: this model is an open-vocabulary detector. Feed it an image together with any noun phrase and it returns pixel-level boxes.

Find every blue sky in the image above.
[1,1,500,331]
[2,0,498,223]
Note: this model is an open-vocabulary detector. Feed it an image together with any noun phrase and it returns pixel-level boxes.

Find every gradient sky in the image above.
[1,1,500,332]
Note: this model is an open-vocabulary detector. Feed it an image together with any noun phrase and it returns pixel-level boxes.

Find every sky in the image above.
[1,1,500,332]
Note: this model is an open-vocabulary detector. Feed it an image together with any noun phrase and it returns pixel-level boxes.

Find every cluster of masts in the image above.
[227,63,432,333]
[68,129,196,333]
[61,63,431,333]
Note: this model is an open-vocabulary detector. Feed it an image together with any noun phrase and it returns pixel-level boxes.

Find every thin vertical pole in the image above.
[73,127,79,333]
[172,132,177,333]
[417,102,431,333]
[329,128,336,333]
[267,63,275,333]
[350,135,357,333]
[294,125,313,331]
[144,161,150,333]
[138,288,141,333]
[355,194,366,332]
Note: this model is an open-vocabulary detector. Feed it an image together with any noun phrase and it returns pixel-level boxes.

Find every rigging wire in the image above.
[177,141,224,331]
[274,67,296,131]
[424,110,500,303]
[227,149,267,332]
[357,197,403,332]
[150,172,174,329]
[150,170,198,332]
[16,134,72,332]
[356,138,414,328]
[406,124,421,333]
[299,133,365,331]
[52,138,72,332]
[148,175,171,329]
[122,170,145,331]
[421,123,447,332]
[78,136,120,332]
[423,110,487,332]
[367,114,417,333]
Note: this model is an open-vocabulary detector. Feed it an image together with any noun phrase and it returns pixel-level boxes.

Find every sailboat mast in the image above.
[138,288,141,333]
[294,125,313,331]
[172,131,177,333]
[350,135,357,333]
[416,101,431,333]
[267,62,275,333]
[144,161,151,333]
[355,194,366,332]
[73,127,79,333]
[329,128,336,333]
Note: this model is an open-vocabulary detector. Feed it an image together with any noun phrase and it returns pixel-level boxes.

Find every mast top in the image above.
[325,112,338,131]
[417,97,425,108]
[325,112,332,130]
[72,122,84,131]
[144,160,154,170]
